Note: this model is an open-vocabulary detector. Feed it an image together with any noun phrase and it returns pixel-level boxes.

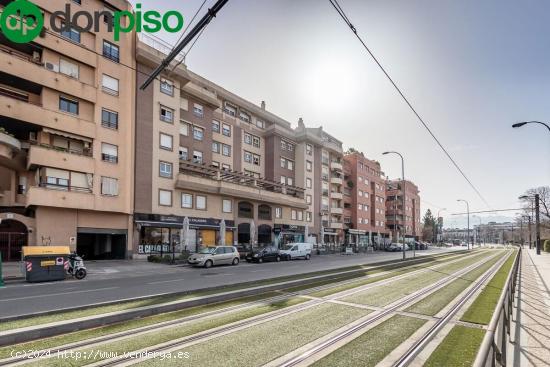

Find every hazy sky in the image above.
[131,0,550,227]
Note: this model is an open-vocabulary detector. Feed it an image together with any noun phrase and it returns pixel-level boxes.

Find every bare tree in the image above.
[522,186,550,219]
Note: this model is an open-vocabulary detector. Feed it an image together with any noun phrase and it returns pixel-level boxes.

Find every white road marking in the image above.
[0,287,119,302]
[147,279,185,285]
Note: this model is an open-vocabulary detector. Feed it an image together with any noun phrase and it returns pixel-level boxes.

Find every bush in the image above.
[178,250,191,260]
[162,255,173,263]
[544,239,550,253]
[147,255,161,263]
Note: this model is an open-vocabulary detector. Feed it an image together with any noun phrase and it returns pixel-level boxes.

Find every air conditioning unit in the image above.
[45,62,59,73]
[32,51,40,63]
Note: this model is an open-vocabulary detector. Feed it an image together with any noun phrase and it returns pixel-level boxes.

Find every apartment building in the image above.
[0,0,135,260]
[293,123,345,247]
[385,179,421,242]
[342,151,389,248]
[133,37,309,257]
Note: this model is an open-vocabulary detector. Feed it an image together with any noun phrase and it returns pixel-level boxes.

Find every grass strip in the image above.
[0,292,282,360]
[424,325,485,367]
[135,303,371,367]
[341,251,492,307]
[460,251,517,325]
[0,251,465,332]
[406,251,507,316]
[311,315,426,367]
[25,296,308,367]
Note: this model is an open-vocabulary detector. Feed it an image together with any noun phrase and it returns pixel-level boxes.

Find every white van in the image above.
[280,242,312,260]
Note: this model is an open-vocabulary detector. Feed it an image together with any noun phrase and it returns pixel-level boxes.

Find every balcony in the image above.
[330,222,344,229]
[181,82,220,108]
[331,192,343,200]
[27,143,94,172]
[330,176,343,185]
[26,184,94,209]
[330,207,344,215]
[0,129,20,160]
[331,162,343,171]
[177,160,308,209]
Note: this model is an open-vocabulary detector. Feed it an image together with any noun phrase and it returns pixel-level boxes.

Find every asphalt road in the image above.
[0,248,459,318]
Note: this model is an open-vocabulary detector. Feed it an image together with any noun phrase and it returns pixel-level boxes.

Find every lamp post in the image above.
[472,215,482,247]
[512,121,550,133]
[520,194,541,255]
[436,208,446,245]
[383,151,407,260]
[522,215,532,249]
[457,199,470,250]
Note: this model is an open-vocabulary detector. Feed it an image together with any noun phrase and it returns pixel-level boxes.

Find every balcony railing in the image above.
[102,154,118,163]
[179,159,305,199]
[38,182,92,193]
[30,141,92,157]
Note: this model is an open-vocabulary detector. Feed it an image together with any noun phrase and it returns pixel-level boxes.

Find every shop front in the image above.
[134,214,235,255]
[273,224,305,248]
[346,229,369,252]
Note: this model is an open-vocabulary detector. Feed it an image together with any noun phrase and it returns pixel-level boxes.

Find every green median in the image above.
[424,325,485,367]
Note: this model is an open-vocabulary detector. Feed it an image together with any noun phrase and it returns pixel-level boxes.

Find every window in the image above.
[280,157,286,168]
[306,212,312,222]
[102,74,119,95]
[181,193,193,208]
[239,110,250,122]
[306,144,313,156]
[358,204,363,210]
[222,144,231,157]
[358,218,363,224]
[253,136,260,148]
[101,109,118,129]
[280,176,286,185]
[306,161,312,172]
[287,144,294,152]
[180,121,189,136]
[306,195,312,204]
[179,147,188,160]
[193,103,204,117]
[275,207,282,219]
[359,190,363,197]
[256,120,264,129]
[288,160,294,171]
[211,161,220,168]
[245,133,252,145]
[281,141,287,150]
[306,178,312,189]
[193,150,203,164]
[291,210,297,220]
[258,205,271,220]
[222,199,232,213]
[101,143,118,163]
[159,190,172,206]
[287,177,293,186]
[101,177,118,196]
[193,126,204,141]
[160,133,173,150]
[297,211,303,221]
[212,141,220,153]
[212,120,220,133]
[222,123,231,137]
[59,59,79,79]
[238,202,254,218]
[224,102,236,116]
[159,106,174,123]
[244,151,252,163]
[159,161,172,178]
[253,154,260,166]
[222,164,230,170]
[59,97,79,115]
[102,40,120,63]
[160,78,173,96]
[60,25,80,43]
[196,195,206,210]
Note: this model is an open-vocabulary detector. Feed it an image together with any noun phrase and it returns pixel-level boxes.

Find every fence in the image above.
[473,248,522,367]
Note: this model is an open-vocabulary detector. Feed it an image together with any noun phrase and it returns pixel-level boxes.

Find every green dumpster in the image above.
[21,246,70,283]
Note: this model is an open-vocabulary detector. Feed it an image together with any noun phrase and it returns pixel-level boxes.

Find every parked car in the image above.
[386,243,411,252]
[245,246,281,263]
[236,245,251,259]
[188,246,240,268]
[280,242,312,260]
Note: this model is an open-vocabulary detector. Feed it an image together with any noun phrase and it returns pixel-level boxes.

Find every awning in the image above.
[43,128,92,143]
[347,229,367,235]
[135,220,236,229]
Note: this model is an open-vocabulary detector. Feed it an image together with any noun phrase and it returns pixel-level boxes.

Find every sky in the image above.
[131,0,550,228]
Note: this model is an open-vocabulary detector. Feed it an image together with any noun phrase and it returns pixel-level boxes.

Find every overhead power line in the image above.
[328,0,492,210]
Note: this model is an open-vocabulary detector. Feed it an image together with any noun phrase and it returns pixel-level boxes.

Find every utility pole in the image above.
[536,194,541,255]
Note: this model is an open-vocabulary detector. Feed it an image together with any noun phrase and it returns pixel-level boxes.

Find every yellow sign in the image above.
[40,260,56,267]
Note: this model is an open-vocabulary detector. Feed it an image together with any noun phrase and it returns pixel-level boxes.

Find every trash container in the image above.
[21,246,70,282]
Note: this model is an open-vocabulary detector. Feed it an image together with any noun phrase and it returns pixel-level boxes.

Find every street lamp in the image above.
[522,215,532,249]
[457,199,470,250]
[519,195,541,255]
[512,121,550,133]
[436,208,446,245]
[383,151,408,260]
[472,215,482,247]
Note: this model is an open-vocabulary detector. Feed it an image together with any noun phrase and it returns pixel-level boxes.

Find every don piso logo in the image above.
[0,0,184,44]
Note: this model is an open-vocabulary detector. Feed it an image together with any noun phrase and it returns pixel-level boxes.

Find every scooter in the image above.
[67,253,87,280]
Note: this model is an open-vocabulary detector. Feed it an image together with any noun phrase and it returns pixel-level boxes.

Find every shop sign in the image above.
[273,224,305,233]
[138,244,171,254]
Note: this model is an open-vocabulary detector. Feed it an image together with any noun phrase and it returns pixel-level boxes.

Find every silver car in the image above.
[188,246,240,268]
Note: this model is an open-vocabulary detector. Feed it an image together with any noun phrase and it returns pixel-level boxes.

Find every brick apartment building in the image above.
[386,179,422,242]
[0,0,136,260]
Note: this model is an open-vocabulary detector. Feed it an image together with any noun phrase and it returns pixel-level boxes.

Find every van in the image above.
[279,242,312,260]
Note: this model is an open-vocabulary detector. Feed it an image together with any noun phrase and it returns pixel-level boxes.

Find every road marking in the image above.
[148,279,185,285]
[0,287,119,302]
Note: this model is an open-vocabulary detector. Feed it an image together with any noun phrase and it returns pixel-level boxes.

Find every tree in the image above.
[422,209,437,242]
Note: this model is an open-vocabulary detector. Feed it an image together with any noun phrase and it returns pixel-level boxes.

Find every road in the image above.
[0,248,458,318]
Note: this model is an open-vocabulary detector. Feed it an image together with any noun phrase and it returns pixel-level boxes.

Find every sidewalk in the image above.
[510,248,550,366]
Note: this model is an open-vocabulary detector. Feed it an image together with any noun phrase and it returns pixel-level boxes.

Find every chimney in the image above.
[261,101,266,110]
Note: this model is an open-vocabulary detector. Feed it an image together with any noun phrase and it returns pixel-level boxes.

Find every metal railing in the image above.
[474,248,522,367]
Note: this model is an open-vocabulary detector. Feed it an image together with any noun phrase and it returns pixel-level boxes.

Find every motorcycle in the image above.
[67,253,87,280]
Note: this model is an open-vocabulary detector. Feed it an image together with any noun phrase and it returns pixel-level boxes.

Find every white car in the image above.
[188,246,240,268]
[279,242,312,260]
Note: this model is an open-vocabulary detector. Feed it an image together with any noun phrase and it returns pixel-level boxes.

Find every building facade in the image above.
[342,151,389,249]
[385,179,421,242]
[0,0,136,260]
